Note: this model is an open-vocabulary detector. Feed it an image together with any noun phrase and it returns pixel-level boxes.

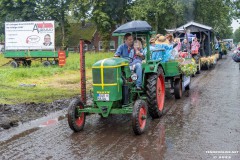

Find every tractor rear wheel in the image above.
[174,78,182,99]
[132,99,148,135]
[146,67,165,119]
[68,98,86,132]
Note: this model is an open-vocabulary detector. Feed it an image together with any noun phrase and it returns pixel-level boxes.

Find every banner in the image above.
[5,21,55,50]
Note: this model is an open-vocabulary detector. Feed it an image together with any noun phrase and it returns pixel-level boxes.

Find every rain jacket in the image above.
[151,44,173,62]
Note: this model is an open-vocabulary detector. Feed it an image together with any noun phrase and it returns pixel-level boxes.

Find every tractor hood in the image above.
[92,57,129,68]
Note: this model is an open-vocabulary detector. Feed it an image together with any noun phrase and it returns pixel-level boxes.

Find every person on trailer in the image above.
[155,34,163,44]
[152,36,174,62]
[180,39,190,58]
[181,39,190,52]
[114,33,144,90]
[174,38,182,52]
[171,37,181,59]
[149,38,156,52]
[191,37,200,55]
[145,38,157,59]
[165,34,174,45]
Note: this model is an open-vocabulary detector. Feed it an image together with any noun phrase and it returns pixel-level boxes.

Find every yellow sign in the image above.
[97,91,110,94]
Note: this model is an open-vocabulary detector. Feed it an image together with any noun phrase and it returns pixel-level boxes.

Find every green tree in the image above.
[0,33,4,43]
[233,27,240,43]
[230,0,240,18]
[92,1,112,51]
[70,0,92,22]
[0,0,38,21]
[193,0,233,38]
[91,0,131,51]
[35,0,71,49]
[128,0,184,33]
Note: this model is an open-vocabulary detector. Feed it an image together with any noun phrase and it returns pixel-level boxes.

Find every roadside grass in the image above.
[0,52,113,104]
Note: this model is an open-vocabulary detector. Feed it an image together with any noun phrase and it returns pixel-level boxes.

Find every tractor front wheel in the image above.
[68,98,86,132]
[146,67,165,119]
[132,99,148,135]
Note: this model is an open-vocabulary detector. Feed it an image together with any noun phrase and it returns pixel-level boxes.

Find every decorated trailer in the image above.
[3,21,67,67]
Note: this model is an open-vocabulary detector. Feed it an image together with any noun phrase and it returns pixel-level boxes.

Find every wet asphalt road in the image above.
[0,55,240,160]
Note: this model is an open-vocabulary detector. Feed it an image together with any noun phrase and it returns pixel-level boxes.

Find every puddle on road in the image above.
[0,110,67,143]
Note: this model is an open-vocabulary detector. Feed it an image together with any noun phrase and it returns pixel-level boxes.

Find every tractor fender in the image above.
[144,62,165,74]
[142,62,165,86]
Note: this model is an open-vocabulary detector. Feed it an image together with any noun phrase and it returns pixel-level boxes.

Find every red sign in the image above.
[58,51,66,67]
[37,23,53,28]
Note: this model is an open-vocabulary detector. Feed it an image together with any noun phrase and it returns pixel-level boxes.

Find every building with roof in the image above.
[68,23,118,52]
[166,21,214,56]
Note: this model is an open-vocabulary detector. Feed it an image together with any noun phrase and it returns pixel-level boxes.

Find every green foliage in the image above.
[91,0,131,51]
[193,0,233,38]
[70,0,92,20]
[179,59,197,76]
[0,0,38,22]
[230,0,240,18]
[0,33,4,43]
[92,1,113,51]
[35,0,71,49]
[233,27,240,43]
[128,0,185,33]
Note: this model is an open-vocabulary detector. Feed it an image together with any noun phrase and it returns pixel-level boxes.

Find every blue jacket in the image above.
[152,44,173,62]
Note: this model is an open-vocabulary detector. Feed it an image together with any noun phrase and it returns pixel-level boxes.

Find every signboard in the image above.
[5,21,55,50]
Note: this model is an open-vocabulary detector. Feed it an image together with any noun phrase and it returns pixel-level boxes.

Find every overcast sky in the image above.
[231,19,240,32]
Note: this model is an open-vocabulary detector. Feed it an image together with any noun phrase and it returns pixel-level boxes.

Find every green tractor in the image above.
[67,21,190,135]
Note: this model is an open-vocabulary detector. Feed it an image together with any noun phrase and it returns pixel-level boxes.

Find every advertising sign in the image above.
[5,21,55,50]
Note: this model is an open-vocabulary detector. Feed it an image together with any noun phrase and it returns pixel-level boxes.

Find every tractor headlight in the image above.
[131,73,137,81]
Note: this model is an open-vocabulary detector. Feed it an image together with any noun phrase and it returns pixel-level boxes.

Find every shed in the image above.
[166,21,214,56]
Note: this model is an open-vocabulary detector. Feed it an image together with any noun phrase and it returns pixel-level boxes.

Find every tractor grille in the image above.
[93,68,101,84]
[104,68,115,83]
[92,68,116,84]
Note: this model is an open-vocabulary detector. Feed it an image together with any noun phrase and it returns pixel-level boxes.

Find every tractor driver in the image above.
[114,33,144,90]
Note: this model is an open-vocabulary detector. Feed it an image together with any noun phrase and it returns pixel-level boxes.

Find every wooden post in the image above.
[207,31,211,56]
[79,39,86,104]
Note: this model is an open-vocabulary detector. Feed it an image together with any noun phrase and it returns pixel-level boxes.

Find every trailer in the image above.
[167,21,215,70]
[4,50,68,67]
